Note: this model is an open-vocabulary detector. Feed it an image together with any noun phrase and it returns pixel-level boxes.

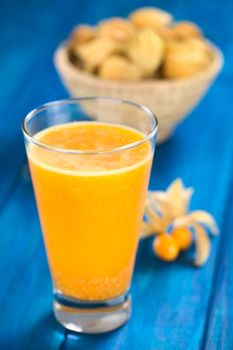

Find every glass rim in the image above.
[22,97,158,155]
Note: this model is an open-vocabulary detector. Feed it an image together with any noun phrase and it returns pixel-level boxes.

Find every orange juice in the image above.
[28,122,152,301]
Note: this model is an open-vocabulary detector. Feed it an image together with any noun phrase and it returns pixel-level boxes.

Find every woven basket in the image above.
[54,42,223,143]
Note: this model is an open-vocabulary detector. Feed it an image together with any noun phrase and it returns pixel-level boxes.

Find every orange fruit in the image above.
[172,227,192,251]
[153,233,179,262]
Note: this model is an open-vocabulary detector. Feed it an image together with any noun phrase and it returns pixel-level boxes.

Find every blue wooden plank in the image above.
[0,172,64,350]
[201,182,233,350]
[0,56,66,217]
[0,0,93,209]
[0,0,232,349]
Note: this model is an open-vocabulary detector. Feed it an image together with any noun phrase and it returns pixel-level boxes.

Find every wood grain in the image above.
[0,0,232,349]
[201,180,233,350]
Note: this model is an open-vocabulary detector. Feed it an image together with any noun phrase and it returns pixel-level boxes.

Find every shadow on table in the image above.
[11,307,127,350]
[135,236,197,274]
[10,311,65,350]
[61,325,127,350]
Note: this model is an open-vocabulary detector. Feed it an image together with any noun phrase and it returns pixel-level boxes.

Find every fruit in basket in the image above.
[55,7,222,144]
[73,37,121,72]
[163,38,212,78]
[99,55,142,80]
[129,7,173,29]
[171,21,202,40]
[65,7,218,81]
[98,17,136,43]
[126,28,164,77]
[69,25,96,45]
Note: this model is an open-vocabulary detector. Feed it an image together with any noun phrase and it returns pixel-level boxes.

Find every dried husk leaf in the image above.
[172,215,193,228]
[165,178,194,217]
[188,210,219,235]
[193,223,211,266]
[144,196,172,234]
[141,221,155,238]
[126,28,165,77]
[144,179,194,236]
[173,210,219,236]
[149,191,173,215]
[182,188,194,214]
[167,178,184,196]
[144,197,162,225]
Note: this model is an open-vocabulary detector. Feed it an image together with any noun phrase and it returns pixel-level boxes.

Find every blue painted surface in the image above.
[0,0,233,349]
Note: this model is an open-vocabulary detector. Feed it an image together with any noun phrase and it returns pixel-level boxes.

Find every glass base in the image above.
[53,292,131,334]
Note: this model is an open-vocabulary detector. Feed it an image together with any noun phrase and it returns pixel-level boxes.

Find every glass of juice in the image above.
[22,97,158,333]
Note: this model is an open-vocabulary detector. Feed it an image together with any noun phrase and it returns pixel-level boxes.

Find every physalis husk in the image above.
[142,178,219,266]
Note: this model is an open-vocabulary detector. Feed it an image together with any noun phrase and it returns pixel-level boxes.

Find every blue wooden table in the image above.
[1,0,233,349]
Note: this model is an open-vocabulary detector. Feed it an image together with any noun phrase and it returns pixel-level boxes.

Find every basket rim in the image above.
[54,39,224,89]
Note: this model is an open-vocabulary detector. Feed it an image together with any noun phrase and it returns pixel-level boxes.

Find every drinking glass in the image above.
[22,97,158,333]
